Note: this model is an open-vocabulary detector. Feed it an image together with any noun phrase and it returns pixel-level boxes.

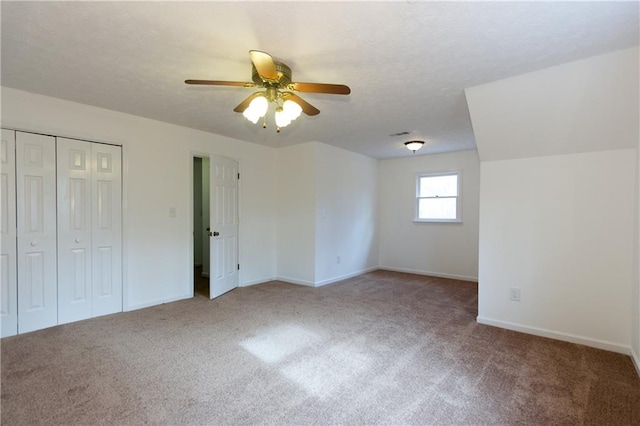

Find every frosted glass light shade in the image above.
[243,96,268,124]
[275,107,291,127]
[243,111,261,124]
[283,99,302,121]
[404,140,424,152]
[241,94,303,129]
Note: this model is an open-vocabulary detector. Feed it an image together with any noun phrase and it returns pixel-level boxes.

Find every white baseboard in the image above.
[477,316,631,355]
[314,267,379,287]
[275,276,316,287]
[240,277,277,287]
[125,293,191,312]
[378,266,478,282]
[277,267,474,288]
[631,346,640,378]
[276,267,378,288]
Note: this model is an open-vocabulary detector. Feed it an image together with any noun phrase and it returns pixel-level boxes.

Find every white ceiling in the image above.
[1,1,638,159]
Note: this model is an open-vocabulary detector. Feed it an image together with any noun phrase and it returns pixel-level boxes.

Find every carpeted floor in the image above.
[1,270,639,425]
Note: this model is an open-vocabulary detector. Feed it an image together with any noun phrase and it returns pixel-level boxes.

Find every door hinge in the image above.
[237,172,240,180]
[237,264,240,270]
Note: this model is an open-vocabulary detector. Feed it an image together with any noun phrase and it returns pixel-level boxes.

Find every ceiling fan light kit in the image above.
[405,140,425,153]
[186,50,350,132]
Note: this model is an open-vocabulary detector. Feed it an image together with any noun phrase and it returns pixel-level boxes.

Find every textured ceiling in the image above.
[1,1,638,159]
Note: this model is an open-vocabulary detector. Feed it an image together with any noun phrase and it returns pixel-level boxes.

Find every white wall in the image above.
[276,143,317,285]
[466,47,639,161]
[275,142,378,286]
[314,143,378,285]
[466,47,639,355]
[1,87,278,310]
[378,150,480,281]
[478,150,635,352]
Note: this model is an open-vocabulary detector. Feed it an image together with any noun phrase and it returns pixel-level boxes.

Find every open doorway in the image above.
[193,156,210,298]
[192,154,239,299]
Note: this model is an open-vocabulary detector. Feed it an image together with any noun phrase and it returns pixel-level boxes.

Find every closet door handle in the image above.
[75,238,81,243]
[30,241,38,247]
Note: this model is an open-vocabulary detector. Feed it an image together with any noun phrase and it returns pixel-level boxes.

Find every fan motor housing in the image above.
[252,61,292,87]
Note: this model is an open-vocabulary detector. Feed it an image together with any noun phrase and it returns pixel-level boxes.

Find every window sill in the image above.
[413,219,462,224]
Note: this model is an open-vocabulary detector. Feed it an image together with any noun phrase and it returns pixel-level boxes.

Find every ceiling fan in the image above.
[185,50,351,131]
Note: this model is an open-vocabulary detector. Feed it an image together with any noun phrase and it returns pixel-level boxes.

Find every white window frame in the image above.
[414,170,462,223]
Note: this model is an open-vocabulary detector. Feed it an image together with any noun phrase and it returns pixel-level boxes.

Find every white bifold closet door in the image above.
[57,138,122,324]
[1,129,18,336]
[16,132,58,334]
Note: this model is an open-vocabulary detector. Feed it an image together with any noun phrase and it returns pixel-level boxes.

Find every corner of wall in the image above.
[634,126,640,373]
[632,345,640,378]
[313,143,379,285]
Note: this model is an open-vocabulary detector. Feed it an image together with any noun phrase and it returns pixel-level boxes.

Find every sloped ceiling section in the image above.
[1,1,639,159]
[465,47,640,162]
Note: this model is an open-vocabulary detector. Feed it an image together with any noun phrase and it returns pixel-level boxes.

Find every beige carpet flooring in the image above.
[1,270,639,425]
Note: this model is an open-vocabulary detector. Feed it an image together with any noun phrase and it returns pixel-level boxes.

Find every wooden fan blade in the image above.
[283,93,320,116]
[185,80,255,87]
[289,82,351,95]
[249,50,278,81]
[233,93,263,113]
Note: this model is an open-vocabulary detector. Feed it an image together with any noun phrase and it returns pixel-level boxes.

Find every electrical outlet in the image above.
[336,256,341,264]
[509,287,521,302]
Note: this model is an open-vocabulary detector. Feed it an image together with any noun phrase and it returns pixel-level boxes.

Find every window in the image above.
[415,171,461,222]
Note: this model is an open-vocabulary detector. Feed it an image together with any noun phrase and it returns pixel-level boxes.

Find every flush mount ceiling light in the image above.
[404,140,425,153]
[186,50,350,133]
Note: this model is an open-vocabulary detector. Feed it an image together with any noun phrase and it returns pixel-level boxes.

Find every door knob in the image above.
[208,231,220,237]
[30,241,38,247]
[75,238,81,243]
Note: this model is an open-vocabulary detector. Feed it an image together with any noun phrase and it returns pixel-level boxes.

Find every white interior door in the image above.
[91,143,122,317]
[209,155,238,299]
[1,129,18,337]
[57,138,93,324]
[16,132,57,333]
[58,139,122,321]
